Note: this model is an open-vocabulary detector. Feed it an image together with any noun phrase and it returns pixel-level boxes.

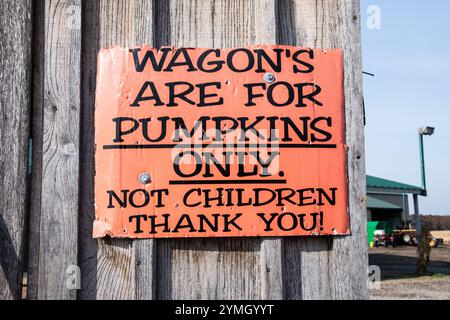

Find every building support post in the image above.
[413,194,421,236]
[419,133,427,192]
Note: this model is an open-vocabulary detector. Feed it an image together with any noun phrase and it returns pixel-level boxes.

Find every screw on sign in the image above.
[139,172,152,185]
[263,72,276,83]
[93,45,348,239]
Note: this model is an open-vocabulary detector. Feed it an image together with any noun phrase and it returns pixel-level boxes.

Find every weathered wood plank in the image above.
[156,238,261,299]
[0,0,33,300]
[260,238,284,299]
[254,0,285,300]
[277,0,332,300]
[277,0,368,299]
[23,0,368,300]
[78,0,99,300]
[79,0,155,300]
[155,0,281,300]
[27,0,45,300]
[323,1,368,300]
[25,0,367,300]
[30,0,82,299]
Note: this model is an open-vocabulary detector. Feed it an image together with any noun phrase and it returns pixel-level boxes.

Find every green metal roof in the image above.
[366,195,402,210]
[366,175,423,194]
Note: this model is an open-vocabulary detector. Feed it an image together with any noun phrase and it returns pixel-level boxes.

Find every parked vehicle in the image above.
[392,229,442,248]
[368,221,444,248]
[374,234,396,247]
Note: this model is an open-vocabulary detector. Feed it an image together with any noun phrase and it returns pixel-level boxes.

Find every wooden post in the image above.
[24,0,367,300]
[0,0,33,300]
[153,0,285,300]
[413,194,420,235]
[28,0,82,299]
[79,0,156,300]
[153,0,367,300]
[277,0,368,299]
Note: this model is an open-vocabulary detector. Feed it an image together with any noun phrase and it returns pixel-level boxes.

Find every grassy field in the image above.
[431,230,450,244]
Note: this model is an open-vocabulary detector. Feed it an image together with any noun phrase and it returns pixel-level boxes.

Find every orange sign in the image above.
[93,45,349,238]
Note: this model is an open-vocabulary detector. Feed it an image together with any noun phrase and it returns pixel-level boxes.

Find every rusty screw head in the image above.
[263,72,275,83]
[138,172,151,185]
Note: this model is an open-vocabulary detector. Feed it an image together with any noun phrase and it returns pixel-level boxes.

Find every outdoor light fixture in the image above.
[418,126,435,195]
[419,126,435,136]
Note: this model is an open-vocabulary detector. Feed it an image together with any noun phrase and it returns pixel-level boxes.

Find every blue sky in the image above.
[361,0,450,215]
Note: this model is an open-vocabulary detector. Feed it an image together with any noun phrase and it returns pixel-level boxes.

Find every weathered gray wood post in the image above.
[24,0,368,300]
[28,0,82,300]
[89,0,367,300]
[277,0,368,299]
[0,0,33,300]
[79,0,157,300]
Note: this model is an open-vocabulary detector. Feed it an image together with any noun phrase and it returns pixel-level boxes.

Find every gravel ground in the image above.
[369,245,450,299]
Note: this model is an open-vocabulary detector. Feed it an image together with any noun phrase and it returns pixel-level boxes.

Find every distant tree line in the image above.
[409,215,450,230]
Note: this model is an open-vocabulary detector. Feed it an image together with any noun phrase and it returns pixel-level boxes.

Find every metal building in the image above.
[366,175,423,228]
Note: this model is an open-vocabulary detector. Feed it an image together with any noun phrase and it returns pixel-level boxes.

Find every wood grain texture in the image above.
[154,0,280,300]
[277,0,332,300]
[277,0,368,299]
[0,0,32,300]
[78,0,99,300]
[30,0,81,299]
[156,238,261,299]
[24,0,367,300]
[322,1,368,300]
[27,0,45,300]
[79,0,155,300]
[253,0,285,300]
[260,238,284,299]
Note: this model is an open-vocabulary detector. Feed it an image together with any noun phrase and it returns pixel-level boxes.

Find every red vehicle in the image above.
[374,234,396,247]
